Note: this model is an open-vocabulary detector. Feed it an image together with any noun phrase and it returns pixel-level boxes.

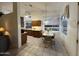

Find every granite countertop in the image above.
[21,26,41,31]
[32,26,41,31]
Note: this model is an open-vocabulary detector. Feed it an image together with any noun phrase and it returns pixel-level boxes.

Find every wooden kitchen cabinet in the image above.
[21,32,27,45]
[31,31,42,38]
[25,30,42,38]
[32,20,41,26]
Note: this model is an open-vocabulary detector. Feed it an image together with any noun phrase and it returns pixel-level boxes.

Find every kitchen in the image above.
[17,2,67,56]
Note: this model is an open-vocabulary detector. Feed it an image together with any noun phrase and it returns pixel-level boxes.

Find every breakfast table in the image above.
[42,31,55,48]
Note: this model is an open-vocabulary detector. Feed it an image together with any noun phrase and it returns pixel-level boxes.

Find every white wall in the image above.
[60,2,78,56]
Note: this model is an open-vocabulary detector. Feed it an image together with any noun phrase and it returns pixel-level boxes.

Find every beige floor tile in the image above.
[17,35,68,56]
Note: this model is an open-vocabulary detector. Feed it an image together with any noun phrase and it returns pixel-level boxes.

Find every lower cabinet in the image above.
[26,30,42,38]
[21,33,27,45]
[32,31,42,38]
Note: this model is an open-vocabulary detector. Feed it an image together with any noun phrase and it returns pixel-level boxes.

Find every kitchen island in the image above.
[21,26,42,38]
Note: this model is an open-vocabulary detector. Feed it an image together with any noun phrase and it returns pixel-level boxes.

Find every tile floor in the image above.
[17,34,68,56]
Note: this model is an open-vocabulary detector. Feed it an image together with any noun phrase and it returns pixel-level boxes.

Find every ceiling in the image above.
[18,2,69,20]
[0,2,69,20]
[0,2,13,14]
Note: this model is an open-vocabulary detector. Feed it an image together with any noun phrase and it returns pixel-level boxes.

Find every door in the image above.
[78,4,79,55]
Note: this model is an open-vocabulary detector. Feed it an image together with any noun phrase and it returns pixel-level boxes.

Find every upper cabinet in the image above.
[32,20,41,26]
[0,2,13,14]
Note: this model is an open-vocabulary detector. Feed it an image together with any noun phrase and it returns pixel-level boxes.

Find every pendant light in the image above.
[25,3,32,18]
[45,3,47,20]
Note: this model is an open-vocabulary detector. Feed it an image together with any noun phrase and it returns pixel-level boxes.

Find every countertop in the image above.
[21,26,41,31]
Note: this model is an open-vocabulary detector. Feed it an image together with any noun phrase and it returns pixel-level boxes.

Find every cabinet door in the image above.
[21,33,27,45]
[77,21,79,55]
